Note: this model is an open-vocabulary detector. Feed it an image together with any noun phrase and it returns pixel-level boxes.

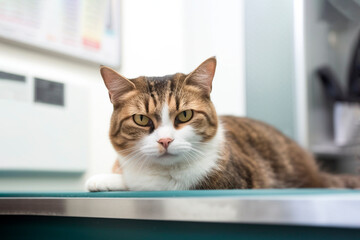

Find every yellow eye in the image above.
[177,110,193,123]
[133,114,151,126]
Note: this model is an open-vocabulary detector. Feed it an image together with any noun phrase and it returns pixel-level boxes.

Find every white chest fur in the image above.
[120,124,224,191]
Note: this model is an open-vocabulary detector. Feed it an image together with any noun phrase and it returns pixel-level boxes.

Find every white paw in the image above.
[85,174,126,192]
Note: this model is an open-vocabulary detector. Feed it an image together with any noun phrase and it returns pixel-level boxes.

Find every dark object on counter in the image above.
[317,29,360,103]
[348,29,360,100]
[317,66,345,101]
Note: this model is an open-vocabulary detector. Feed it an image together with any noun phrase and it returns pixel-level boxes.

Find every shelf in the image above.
[311,142,360,157]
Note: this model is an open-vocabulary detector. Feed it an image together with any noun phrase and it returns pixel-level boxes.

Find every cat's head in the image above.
[100,57,219,166]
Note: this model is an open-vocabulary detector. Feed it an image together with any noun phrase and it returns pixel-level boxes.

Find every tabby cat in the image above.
[86,57,360,191]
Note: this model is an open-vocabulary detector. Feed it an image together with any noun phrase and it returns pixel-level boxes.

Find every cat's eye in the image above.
[133,114,151,126]
[176,110,193,123]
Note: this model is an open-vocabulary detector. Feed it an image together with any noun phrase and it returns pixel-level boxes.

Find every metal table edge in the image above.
[1,195,360,229]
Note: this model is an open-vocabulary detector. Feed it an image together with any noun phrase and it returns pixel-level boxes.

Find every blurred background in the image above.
[0,0,360,192]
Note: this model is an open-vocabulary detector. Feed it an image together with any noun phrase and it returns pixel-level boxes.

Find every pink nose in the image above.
[157,138,173,149]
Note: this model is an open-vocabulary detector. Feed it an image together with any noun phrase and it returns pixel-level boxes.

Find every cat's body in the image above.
[196,116,360,189]
[86,57,360,191]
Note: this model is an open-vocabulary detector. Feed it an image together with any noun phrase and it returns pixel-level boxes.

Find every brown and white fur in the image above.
[86,57,360,191]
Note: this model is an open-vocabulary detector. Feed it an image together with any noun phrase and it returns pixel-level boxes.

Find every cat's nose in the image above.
[157,138,173,150]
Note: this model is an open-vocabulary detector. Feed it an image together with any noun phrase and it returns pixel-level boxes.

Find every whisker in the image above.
[137,155,150,173]
[191,147,206,157]
[120,151,144,168]
[182,152,193,167]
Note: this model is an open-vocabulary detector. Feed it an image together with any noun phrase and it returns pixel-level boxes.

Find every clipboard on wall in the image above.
[0,0,121,68]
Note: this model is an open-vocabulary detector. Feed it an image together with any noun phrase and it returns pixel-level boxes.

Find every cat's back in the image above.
[219,115,305,170]
[219,115,290,147]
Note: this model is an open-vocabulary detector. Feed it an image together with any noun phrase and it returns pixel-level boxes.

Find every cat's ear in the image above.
[100,66,136,103]
[184,57,216,96]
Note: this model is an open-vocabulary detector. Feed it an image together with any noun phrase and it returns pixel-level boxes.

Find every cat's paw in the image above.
[86,174,126,192]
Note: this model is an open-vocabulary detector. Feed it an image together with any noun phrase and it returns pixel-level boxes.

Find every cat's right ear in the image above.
[100,66,136,104]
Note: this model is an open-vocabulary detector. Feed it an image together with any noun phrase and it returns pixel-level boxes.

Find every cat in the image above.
[86,57,360,191]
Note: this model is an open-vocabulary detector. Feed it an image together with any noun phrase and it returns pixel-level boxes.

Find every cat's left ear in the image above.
[184,57,216,96]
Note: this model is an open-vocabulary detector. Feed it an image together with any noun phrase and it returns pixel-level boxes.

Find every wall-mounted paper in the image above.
[0,0,121,67]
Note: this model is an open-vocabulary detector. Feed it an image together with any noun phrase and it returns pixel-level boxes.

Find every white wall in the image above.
[183,0,245,116]
[119,0,184,77]
[0,0,245,191]
[119,0,245,116]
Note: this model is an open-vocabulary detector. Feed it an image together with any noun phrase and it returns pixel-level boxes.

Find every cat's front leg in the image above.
[86,173,126,192]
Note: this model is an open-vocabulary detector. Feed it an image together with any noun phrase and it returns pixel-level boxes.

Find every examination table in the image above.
[1,189,360,239]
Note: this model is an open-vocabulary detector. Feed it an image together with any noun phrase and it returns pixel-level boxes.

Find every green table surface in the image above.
[1,188,360,198]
